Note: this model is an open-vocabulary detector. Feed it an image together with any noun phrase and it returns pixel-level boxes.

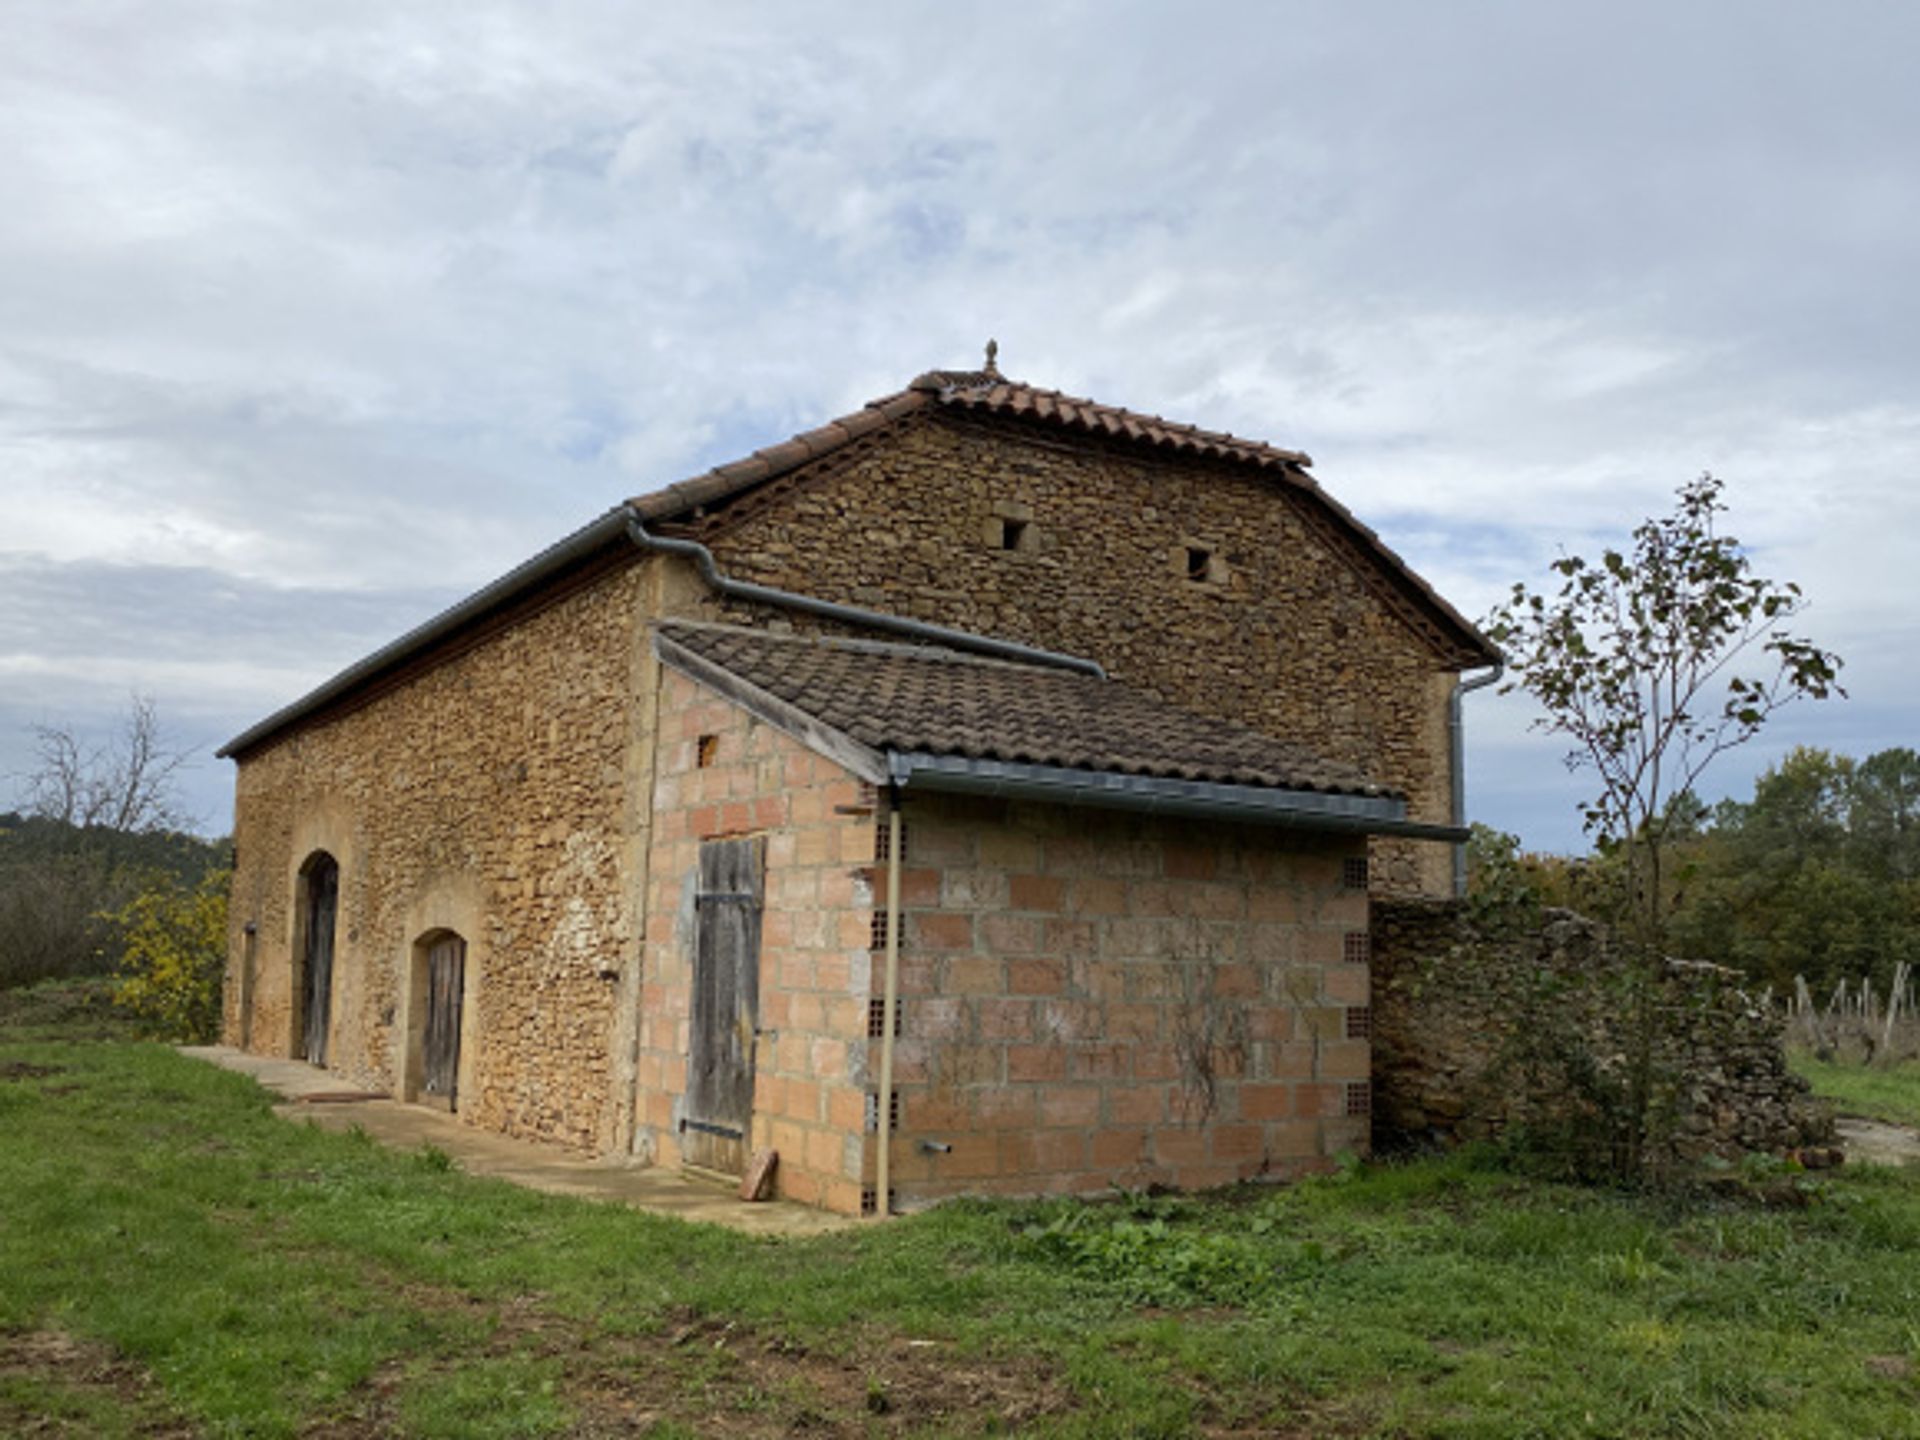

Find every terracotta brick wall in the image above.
[692,411,1462,895]
[877,792,1373,1207]
[224,560,647,1151]
[637,667,878,1213]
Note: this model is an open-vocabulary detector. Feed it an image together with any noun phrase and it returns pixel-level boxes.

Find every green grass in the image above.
[1795,1054,1920,1129]
[6,979,1920,1437]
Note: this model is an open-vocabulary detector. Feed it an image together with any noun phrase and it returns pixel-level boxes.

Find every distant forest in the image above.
[0,812,228,988]
[1476,746,1920,993]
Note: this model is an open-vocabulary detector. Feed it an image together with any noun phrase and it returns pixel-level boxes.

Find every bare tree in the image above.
[21,695,196,834]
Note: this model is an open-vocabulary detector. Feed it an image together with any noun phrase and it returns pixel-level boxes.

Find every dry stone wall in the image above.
[225,559,647,1152]
[693,412,1463,896]
[1370,899,1834,1166]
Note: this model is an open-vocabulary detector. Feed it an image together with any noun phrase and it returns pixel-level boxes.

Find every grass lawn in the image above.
[6,983,1920,1438]
[1795,1053,1920,1130]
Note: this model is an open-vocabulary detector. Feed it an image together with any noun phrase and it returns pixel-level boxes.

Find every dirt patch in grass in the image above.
[567,1308,1070,1436]
[0,1329,195,1438]
[0,1061,63,1081]
[315,1283,1072,1438]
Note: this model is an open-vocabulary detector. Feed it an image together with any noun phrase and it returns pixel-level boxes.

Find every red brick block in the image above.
[944,955,1003,994]
[1135,1044,1182,1082]
[1070,1042,1130,1081]
[911,911,975,951]
[1210,1124,1264,1161]
[1007,958,1066,995]
[1236,1083,1292,1120]
[1037,1086,1100,1127]
[1092,1128,1148,1167]
[1104,1084,1168,1125]
[1032,1129,1090,1171]
[977,1087,1039,1129]
[1009,873,1066,912]
[1151,1128,1209,1165]
[981,913,1044,955]
[1006,1044,1066,1081]
[1294,1083,1340,1118]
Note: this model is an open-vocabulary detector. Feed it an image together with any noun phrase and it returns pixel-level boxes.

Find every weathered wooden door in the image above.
[301,855,338,1067]
[422,934,466,1109]
[683,837,764,1175]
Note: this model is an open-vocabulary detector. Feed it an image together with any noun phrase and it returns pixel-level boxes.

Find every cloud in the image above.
[3,1,1914,845]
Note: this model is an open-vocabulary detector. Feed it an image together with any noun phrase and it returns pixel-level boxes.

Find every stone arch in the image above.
[405,928,470,1110]
[394,874,485,1114]
[292,850,340,1066]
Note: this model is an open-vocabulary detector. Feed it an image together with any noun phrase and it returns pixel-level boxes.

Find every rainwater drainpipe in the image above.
[623,511,1107,679]
[874,788,904,1219]
[1450,661,1504,897]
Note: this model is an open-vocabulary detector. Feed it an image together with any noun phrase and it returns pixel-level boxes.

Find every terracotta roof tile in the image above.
[655,621,1391,798]
[627,362,1498,665]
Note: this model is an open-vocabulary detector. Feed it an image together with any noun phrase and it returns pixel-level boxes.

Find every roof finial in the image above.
[983,338,1000,377]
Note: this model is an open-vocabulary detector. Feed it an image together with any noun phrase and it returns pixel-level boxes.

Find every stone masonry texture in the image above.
[686,410,1464,896]
[1370,898,1835,1167]
[223,397,1475,1209]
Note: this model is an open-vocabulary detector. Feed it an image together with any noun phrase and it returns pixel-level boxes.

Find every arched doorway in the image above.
[411,930,467,1111]
[296,852,339,1066]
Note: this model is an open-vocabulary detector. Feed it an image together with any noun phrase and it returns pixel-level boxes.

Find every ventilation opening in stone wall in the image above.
[1345,1081,1372,1118]
[996,517,1029,551]
[1345,1005,1372,1040]
[1342,855,1370,890]
[695,733,719,768]
[1186,545,1212,581]
[1344,931,1371,965]
[867,997,902,1038]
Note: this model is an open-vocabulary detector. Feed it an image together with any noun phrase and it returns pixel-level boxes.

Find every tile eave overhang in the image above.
[653,629,1465,843]
[885,751,1467,842]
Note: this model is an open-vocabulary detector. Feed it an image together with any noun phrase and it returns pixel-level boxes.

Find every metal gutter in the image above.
[885,751,1468,842]
[1449,661,1505,895]
[217,505,635,759]
[624,515,1106,679]
[220,501,1112,761]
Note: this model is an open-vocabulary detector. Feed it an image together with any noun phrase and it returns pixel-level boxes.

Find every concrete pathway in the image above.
[1837,1116,1920,1168]
[179,1046,855,1237]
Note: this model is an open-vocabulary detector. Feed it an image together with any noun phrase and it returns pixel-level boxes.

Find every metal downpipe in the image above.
[1450,661,1504,896]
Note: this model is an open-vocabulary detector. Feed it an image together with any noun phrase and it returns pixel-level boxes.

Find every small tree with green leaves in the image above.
[111,868,229,1042]
[1485,473,1843,1176]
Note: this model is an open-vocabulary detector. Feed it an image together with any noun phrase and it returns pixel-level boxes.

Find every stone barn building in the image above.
[218,356,1501,1214]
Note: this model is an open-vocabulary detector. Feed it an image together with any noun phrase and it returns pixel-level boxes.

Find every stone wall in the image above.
[882,792,1374,1208]
[637,666,879,1213]
[1370,899,1833,1166]
[692,411,1464,897]
[225,558,649,1152]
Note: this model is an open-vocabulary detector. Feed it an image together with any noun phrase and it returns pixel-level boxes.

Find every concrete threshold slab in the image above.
[180,1045,855,1237]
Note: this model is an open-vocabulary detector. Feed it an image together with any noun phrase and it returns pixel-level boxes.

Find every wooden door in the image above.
[422,934,465,1109]
[683,837,764,1175]
[301,856,338,1067]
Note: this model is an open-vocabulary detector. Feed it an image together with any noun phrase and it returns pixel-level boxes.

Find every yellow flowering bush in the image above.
[112,869,229,1042]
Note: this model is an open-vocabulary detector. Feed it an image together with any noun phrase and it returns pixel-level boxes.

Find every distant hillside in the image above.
[0,812,228,987]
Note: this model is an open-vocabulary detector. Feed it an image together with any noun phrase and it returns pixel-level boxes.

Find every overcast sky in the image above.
[4,2,1914,851]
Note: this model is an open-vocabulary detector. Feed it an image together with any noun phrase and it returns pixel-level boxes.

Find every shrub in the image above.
[112,868,229,1042]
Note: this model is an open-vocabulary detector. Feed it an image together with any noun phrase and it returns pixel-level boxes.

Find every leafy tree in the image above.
[1485,475,1843,1177]
[1486,474,1843,947]
[111,868,229,1042]
[1666,748,1920,992]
